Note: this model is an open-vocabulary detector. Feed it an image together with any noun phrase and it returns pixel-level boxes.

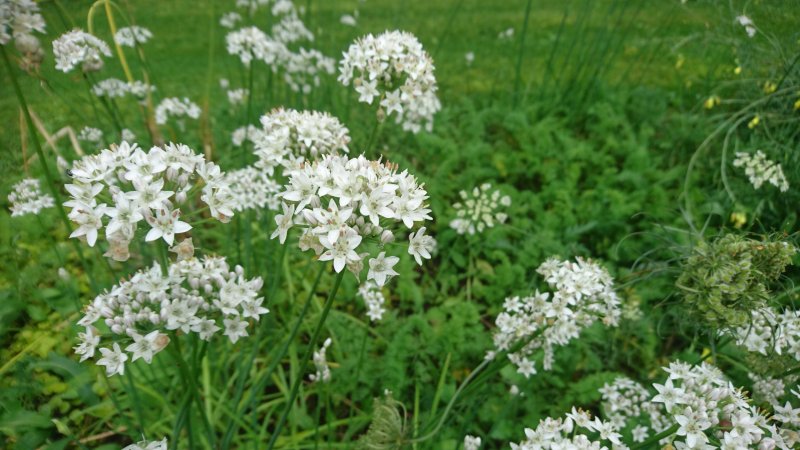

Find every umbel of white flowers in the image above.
[450,183,511,235]
[338,30,442,133]
[52,29,111,73]
[64,141,235,261]
[733,150,789,192]
[8,178,54,217]
[490,256,621,378]
[272,154,435,286]
[75,256,267,377]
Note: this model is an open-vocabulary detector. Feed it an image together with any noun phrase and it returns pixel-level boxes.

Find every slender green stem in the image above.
[266,270,345,450]
[632,424,679,450]
[124,367,146,436]
[512,0,534,108]
[1,45,100,291]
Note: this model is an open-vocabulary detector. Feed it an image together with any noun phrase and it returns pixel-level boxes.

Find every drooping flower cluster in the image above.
[64,141,235,260]
[508,408,623,449]
[338,31,441,133]
[8,178,54,217]
[309,337,333,383]
[223,166,281,212]
[272,154,434,284]
[733,150,789,192]
[123,437,167,450]
[52,29,112,73]
[155,97,201,125]
[732,306,800,361]
[75,256,267,376]
[0,0,46,46]
[449,183,511,235]
[490,257,621,378]
[358,280,387,322]
[253,108,350,175]
[114,26,152,47]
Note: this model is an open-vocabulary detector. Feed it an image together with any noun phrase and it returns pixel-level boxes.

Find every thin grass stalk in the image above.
[512,0,534,108]
[265,270,345,450]
[1,45,99,291]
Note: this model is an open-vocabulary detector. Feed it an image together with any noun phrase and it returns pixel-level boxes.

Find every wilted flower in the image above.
[338,30,441,133]
[8,178,54,217]
[76,256,266,375]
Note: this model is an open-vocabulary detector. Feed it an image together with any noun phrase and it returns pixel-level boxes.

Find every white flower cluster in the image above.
[78,126,104,145]
[338,30,441,133]
[225,26,284,67]
[232,125,262,147]
[736,15,757,38]
[309,337,333,383]
[92,78,154,100]
[155,97,201,125]
[121,128,136,142]
[227,88,249,105]
[75,256,267,376]
[646,361,795,449]
[282,48,335,94]
[463,435,481,450]
[64,141,235,260]
[235,0,269,14]
[271,10,313,44]
[220,12,242,29]
[358,280,387,322]
[733,150,789,192]
[123,438,167,450]
[8,178,54,217]
[750,373,789,408]
[509,408,623,449]
[114,26,152,47]
[449,183,511,235]
[490,257,621,378]
[223,166,281,212]
[732,307,800,361]
[0,0,46,46]
[52,29,112,73]
[272,154,434,283]
[253,108,350,175]
[600,377,669,442]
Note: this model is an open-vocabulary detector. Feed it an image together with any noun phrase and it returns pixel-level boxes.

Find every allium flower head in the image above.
[114,26,152,47]
[64,141,235,258]
[733,150,789,192]
[226,26,286,67]
[358,280,387,322]
[8,178,54,217]
[274,154,433,283]
[92,78,129,98]
[76,256,266,375]
[338,30,441,133]
[78,126,104,146]
[0,0,46,46]
[282,48,335,94]
[450,183,511,235]
[224,166,281,212]
[271,10,313,44]
[309,337,333,383]
[52,29,112,72]
[492,257,620,378]
[220,12,242,29]
[253,108,350,175]
[155,97,201,125]
[123,437,167,450]
[732,306,800,362]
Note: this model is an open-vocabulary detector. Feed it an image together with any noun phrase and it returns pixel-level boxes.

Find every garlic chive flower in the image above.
[76,256,267,375]
[449,183,511,235]
[78,126,104,147]
[733,150,789,192]
[8,178,54,217]
[220,12,242,29]
[309,337,333,383]
[64,141,235,258]
[224,166,281,212]
[0,0,47,46]
[491,257,620,379]
[358,280,387,322]
[232,125,263,147]
[600,377,669,441]
[273,154,433,283]
[253,108,351,175]
[463,436,481,450]
[338,30,441,133]
[114,26,152,47]
[226,26,284,67]
[732,307,800,362]
[52,29,111,73]
[123,438,167,450]
[508,409,621,449]
[155,97,201,125]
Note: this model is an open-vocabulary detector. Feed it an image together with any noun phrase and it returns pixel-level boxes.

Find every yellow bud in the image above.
[730,212,746,229]
[794,98,800,110]
[675,54,685,70]
[763,81,777,94]
[748,115,760,129]
[734,66,742,75]
[704,95,720,109]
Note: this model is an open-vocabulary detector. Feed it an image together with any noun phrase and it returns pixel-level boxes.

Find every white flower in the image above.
[224,165,281,212]
[319,228,363,273]
[367,252,399,287]
[226,26,285,67]
[126,330,169,364]
[271,202,295,243]
[8,178,54,217]
[78,126,104,144]
[463,435,481,450]
[52,29,111,72]
[338,31,441,133]
[220,12,242,29]
[309,337,333,383]
[0,0,47,46]
[408,227,435,265]
[144,205,192,246]
[733,150,789,192]
[652,378,686,411]
[114,26,152,47]
[155,97,201,124]
[358,281,387,322]
[450,183,511,235]
[74,327,100,362]
[97,343,128,376]
[223,317,249,343]
[123,437,168,450]
[736,15,757,37]
[340,14,357,27]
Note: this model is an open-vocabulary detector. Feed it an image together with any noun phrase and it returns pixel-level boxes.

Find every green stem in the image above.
[512,0,533,108]
[1,45,99,291]
[632,424,679,450]
[266,270,345,450]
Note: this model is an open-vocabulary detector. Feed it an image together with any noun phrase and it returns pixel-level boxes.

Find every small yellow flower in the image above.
[730,212,746,229]
[734,66,742,75]
[704,95,721,109]
[748,115,760,129]
[794,98,800,110]
[763,81,777,94]
[675,54,685,70]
